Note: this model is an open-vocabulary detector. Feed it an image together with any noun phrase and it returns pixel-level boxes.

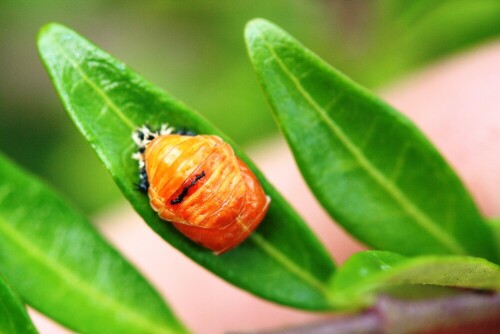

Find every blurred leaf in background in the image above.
[1,0,500,215]
[352,0,500,86]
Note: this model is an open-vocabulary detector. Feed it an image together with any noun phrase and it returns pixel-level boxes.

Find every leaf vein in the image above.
[389,143,410,182]
[51,40,135,130]
[249,234,333,299]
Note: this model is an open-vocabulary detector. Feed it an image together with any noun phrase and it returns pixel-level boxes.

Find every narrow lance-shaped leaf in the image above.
[0,274,38,334]
[0,154,187,334]
[37,23,336,310]
[245,18,498,262]
[331,250,500,310]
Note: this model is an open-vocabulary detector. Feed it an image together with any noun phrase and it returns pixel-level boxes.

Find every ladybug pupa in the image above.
[132,125,271,255]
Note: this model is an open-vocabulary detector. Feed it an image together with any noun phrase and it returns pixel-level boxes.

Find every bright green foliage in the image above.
[245,19,498,262]
[0,154,187,334]
[37,23,336,310]
[36,18,500,316]
[331,251,500,309]
[0,274,38,334]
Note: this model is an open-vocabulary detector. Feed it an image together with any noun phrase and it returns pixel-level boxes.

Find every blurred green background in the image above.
[1,0,500,214]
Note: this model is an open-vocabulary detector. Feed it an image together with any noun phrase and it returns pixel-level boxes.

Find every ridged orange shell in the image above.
[145,134,270,254]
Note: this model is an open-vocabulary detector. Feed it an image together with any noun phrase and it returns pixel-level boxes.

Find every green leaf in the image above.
[37,23,336,310]
[245,19,498,262]
[0,154,187,334]
[487,218,500,257]
[0,274,38,334]
[331,250,500,309]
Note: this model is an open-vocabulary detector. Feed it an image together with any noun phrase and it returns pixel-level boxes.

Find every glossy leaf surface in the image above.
[245,19,497,262]
[0,274,38,334]
[38,23,336,310]
[0,154,187,334]
[331,251,500,309]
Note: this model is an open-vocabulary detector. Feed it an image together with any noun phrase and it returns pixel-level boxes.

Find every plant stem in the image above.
[231,292,500,334]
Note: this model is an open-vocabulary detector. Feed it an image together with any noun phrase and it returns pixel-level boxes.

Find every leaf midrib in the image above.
[0,215,175,334]
[249,234,332,297]
[51,39,135,130]
[48,34,334,302]
[255,29,466,255]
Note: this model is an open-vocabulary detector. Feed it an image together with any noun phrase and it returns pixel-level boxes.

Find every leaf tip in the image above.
[38,22,61,39]
[37,22,73,51]
[245,18,270,31]
[244,18,275,45]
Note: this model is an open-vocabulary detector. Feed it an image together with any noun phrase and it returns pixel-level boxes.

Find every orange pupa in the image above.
[132,125,270,254]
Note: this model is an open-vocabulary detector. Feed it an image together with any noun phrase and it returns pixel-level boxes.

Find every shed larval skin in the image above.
[145,134,270,254]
